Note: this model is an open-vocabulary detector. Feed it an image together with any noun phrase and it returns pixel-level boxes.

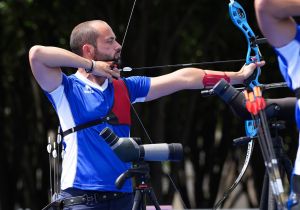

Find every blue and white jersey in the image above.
[45,72,150,192]
[275,25,300,128]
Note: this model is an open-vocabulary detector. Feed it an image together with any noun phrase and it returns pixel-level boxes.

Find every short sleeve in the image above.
[123,76,150,103]
[275,25,300,89]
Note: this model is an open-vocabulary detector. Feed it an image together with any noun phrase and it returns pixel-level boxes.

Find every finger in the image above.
[255,60,266,67]
[111,66,120,71]
[102,69,118,80]
[107,75,113,83]
[98,68,112,78]
[111,69,120,78]
[101,72,112,78]
[258,60,266,66]
[111,67,120,72]
[245,63,257,69]
[107,61,119,70]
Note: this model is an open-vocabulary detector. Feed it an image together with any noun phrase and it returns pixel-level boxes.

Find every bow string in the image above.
[118,1,188,209]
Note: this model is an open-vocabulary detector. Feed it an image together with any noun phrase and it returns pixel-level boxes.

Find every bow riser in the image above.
[229,0,262,88]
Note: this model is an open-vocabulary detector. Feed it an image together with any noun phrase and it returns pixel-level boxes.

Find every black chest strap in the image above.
[60,113,118,138]
[295,87,300,99]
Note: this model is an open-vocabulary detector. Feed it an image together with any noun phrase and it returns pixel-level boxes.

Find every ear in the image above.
[82,44,95,59]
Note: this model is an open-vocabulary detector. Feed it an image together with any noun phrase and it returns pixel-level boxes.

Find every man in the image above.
[29,20,262,210]
[254,0,300,208]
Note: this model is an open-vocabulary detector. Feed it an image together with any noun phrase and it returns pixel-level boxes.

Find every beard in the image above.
[94,50,122,68]
[94,48,121,62]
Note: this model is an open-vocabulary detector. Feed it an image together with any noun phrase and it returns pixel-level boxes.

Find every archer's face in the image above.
[94,23,122,62]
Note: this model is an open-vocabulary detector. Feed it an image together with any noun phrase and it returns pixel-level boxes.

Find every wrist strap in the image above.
[85,60,95,73]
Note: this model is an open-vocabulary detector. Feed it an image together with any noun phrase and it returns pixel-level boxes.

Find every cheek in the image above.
[95,48,114,60]
[98,45,113,54]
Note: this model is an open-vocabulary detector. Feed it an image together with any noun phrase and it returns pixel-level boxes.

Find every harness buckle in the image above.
[85,194,98,205]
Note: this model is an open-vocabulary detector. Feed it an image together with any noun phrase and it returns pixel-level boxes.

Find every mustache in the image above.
[100,57,122,68]
[114,50,121,59]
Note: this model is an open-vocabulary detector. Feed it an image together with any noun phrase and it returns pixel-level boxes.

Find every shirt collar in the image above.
[74,71,108,91]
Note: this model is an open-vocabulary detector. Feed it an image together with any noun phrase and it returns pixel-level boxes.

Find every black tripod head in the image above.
[115,161,162,210]
[115,161,150,189]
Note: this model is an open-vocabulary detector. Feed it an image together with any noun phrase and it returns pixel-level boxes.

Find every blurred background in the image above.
[0,0,298,209]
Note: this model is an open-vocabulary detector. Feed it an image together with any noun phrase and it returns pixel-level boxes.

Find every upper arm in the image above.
[146,75,186,101]
[29,45,62,92]
[255,0,298,47]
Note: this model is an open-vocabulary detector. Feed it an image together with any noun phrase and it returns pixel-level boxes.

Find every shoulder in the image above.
[123,76,150,86]
[121,76,151,103]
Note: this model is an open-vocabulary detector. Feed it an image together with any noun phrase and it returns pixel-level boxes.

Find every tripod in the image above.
[115,161,161,210]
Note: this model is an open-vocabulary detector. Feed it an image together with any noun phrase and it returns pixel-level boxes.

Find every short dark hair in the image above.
[70,20,101,56]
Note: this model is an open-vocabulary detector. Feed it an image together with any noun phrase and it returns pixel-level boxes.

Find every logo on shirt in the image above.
[84,85,94,94]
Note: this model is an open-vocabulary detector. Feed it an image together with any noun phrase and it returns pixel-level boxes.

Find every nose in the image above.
[115,41,122,52]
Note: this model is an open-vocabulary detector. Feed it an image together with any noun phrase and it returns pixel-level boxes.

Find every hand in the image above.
[238,60,265,80]
[287,192,300,210]
[92,61,121,82]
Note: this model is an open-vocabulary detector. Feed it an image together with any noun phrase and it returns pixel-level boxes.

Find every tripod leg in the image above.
[147,189,161,210]
[260,172,269,210]
[132,190,143,210]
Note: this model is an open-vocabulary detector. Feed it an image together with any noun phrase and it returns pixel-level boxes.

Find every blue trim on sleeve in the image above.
[296,105,300,129]
[295,25,300,42]
[274,50,293,89]
[44,73,70,111]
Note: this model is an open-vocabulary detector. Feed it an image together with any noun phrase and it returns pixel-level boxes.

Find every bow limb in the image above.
[213,140,255,210]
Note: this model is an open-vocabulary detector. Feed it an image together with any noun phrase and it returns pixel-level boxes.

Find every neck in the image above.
[78,68,106,86]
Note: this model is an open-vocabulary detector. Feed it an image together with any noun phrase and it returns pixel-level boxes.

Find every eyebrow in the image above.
[104,35,116,41]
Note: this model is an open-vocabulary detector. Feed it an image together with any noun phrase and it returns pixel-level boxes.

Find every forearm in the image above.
[178,68,244,90]
[29,45,92,69]
[146,68,245,101]
[202,69,244,88]
[29,45,93,92]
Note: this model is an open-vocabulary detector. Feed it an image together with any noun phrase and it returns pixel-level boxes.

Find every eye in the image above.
[107,38,115,44]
